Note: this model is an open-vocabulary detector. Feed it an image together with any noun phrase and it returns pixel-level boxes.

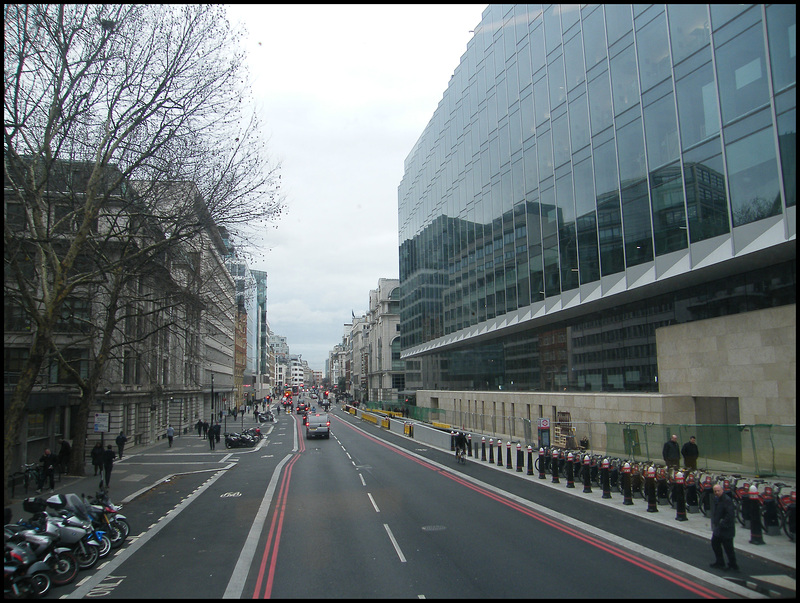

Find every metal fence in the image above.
[364,401,796,478]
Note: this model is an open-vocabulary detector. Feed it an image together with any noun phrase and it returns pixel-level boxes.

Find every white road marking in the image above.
[367,492,380,513]
[383,524,407,562]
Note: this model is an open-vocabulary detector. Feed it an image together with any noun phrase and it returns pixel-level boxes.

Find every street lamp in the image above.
[101,389,111,447]
[210,373,215,426]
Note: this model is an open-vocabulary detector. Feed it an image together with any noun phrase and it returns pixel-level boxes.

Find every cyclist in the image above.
[454,431,468,461]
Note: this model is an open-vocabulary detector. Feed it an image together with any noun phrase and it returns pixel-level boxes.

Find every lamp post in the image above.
[101,389,111,447]
[210,373,215,426]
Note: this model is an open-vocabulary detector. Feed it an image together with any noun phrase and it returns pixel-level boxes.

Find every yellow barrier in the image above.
[404,423,414,437]
[380,418,390,429]
[432,422,452,430]
[362,413,378,424]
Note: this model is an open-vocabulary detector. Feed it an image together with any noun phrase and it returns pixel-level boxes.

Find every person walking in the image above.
[91,442,104,476]
[57,438,72,475]
[681,435,700,471]
[166,425,175,447]
[662,434,680,469]
[101,445,116,488]
[710,483,739,571]
[196,419,204,438]
[208,423,216,450]
[115,431,128,459]
[202,420,209,439]
[214,422,221,444]
[36,448,58,494]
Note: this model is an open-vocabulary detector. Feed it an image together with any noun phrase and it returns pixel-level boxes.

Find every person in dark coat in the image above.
[36,449,58,493]
[710,483,738,571]
[115,431,128,459]
[208,422,216,450]
[662,434,680,469]
[102,445,116,488]
[202,420,209,439]
[681,435,699,470]
[57,439,72,475]
[91,442,104,476]
[214,423,221,443]
[196,419,204,437]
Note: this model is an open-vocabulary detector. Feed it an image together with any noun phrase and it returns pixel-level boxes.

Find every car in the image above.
[296,402,308,415]
[305,413,330,439]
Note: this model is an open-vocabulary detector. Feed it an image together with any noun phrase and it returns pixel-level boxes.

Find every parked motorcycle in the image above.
[4,539,52,598]
[43,494,112,558]
[87,491,130,547]
[4,509,79,587]
[242,427,263,441]
[224,432,257,448]
[257,411,274,423]
[13,510,101,571]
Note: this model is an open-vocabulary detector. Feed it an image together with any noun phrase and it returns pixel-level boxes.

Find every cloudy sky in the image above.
[225,4,486,371]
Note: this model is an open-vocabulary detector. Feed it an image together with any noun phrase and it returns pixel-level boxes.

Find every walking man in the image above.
[681,435,699,470]
[196,419,203,438]
[208,423,216,450]
[202,420,209,439]
[57,438,72,475]
[710,483,739,571]
[166,424,175,447]
[115,431,128,459]
[36,448,58,494]
[102,445,116,489]
[662,434,680,469]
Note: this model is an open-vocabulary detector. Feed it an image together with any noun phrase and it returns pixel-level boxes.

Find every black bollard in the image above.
[481,437,486,461]
[551,449,560,484]
[527,446,534,476]
[497,440,503,467]
[749,486,765,544]
[675,471,687,521]
[601,458,612,499]
[685,473,698,513]
[583,454,592,494]
[488,438,494,464]
[506,442,513,469]
[646,466,658,512]
[516,443,523,472]
[538,448,546,479]
[467,434,473,457]
[622,462,633,505]
[566,452,575,488]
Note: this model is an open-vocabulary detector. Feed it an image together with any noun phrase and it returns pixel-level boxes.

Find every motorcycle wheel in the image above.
[75,542,100,570]
[108,522,126,549]
[30,571,52,597]
[113,518,131,540]
[51,550,79,586]
[225,441,232,449]
[98,533,112,558]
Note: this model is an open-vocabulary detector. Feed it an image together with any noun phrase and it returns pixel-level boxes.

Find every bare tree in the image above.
[4,4,283,503]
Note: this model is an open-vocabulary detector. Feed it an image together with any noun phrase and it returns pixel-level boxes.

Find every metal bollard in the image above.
[551,448,560,484]
[749,485,765,544]
[506,441,512,469]
[467,434,473,457]
[538,447,546,479]
[762,486,780,535]
[657,467,669,506]
[566,452,575,488]
[481,436,486,461]
[674,471,687,521]
[685,472,698,513]
[646,465,658,512]
[516,442,523,472]
[622,462,633,505]
[601,458,612,499]
[497,439,503,467]
[527,445,534,476]
[488,438,494,464]
[583,454,592,494]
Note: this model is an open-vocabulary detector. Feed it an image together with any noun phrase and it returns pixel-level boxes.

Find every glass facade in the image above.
[398,4,796,393]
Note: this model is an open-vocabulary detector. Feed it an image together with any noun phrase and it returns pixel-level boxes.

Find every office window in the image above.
[610,44,639,116]
[715,22,770,124]
[605,4,633,45]
[682,138,730,242]
[617,118,653,266]
[649,162,688,255]
[593,138,625,276]
[777,108,796,207]
[667,5,711,64]
[588,70,613,135]
[725,126,782,226]
[766,4,797,93]
[636,12,671,91]
[569,93,590,152]
[675,59,720,148]
[582,7,607,69]
[643,91,680,169]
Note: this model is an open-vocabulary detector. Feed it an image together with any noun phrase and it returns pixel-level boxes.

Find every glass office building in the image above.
[398,4,795,393]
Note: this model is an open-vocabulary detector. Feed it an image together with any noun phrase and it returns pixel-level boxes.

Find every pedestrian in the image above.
[196,419,203,437]
[115,431,128,459]
[101,444,116,488]
[662,434,680,469]
[91,442,104,476]
[57,438,72,475]
[681,435,699,471]
[208,423,216,450]
[166,424,175,447]
[36,448,58,494]
[214,422,221,443]
[202,420,209,439]
[710,484,739,571]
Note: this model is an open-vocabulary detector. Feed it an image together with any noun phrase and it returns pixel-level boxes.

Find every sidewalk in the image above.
[5,415,270,525]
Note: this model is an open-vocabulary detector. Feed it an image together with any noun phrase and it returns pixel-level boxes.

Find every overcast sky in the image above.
[225,4,486,372]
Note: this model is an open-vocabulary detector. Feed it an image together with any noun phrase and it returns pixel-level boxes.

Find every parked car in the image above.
[296,402,308,415]
[305,413,330,439]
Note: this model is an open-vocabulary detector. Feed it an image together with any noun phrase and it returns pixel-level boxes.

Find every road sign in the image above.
[94,412,110,433]
[537,418,550,429]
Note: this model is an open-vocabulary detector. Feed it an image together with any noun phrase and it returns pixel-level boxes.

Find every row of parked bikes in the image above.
[530,446,796,541]
[224,426,265,449]
[4,490,131,598]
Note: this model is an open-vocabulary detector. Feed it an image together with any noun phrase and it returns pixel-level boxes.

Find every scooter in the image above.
[4,540,52,598]
[224,432,256,448]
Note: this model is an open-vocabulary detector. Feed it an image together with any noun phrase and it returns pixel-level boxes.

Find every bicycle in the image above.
[21,463,42,494]
[455,446,467,465]
[773,484,795,541]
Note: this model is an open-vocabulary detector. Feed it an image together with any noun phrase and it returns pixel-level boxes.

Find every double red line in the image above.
[252,418,305,599]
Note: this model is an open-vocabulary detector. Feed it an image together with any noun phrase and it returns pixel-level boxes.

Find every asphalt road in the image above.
[50,403,794,599]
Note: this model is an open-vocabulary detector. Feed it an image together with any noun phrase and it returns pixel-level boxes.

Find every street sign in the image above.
[537,418,550,429]
[94,412,110,433]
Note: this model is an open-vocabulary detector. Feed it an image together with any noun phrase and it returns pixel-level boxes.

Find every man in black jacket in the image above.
[710,484,739,571]
[662,434,680,469]
[681,435,699,470]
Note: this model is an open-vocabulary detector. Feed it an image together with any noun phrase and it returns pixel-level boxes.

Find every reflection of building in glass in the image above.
[398,4,795,396]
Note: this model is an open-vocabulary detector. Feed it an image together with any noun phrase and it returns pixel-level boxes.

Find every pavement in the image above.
[5,406,795,586]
